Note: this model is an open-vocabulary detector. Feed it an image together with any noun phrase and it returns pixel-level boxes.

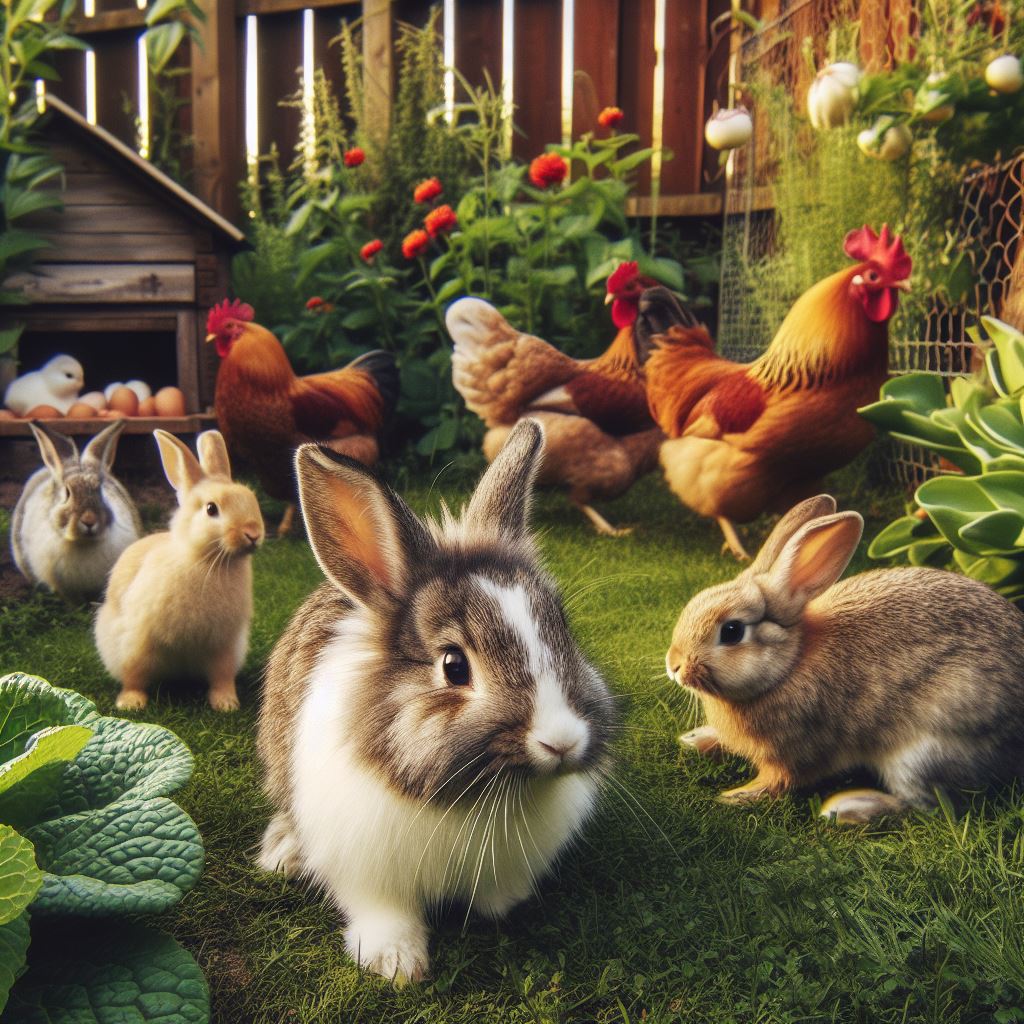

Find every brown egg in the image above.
[137,396,157,416]
[67,402,99,419]
[154,386,186,418]
[79,391,107,411]
[108,386,139,417]
[0,410,16,420]
[100,409,127,419]
[26,405,61,419]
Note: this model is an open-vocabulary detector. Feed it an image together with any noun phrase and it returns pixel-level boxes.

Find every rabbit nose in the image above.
[244,531,261,548]
[666,648,682,681]
[539,739,577,760]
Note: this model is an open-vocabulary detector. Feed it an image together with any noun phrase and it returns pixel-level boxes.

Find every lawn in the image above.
[2,463,1024,1024]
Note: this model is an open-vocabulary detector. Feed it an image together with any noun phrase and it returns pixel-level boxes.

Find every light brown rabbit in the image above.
[666,494,1024,823]
[94,429,265,712]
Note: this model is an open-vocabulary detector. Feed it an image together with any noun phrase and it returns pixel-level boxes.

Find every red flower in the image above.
[414,177,443,203]
[305,296,324,309]
[529,152,569,189]
[598,106,624,129]
[402,229,430,260]
[424,204,457,238]
[343,147,365,167]
[360,239,384,263]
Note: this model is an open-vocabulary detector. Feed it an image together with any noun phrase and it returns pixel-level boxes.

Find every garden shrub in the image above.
[0,672,208,1022]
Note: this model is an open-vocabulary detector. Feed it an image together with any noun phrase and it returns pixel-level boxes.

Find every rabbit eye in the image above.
[441,647,471,687]
[206,502,219,517]
[64,486,71,501]
[718,620,746,646]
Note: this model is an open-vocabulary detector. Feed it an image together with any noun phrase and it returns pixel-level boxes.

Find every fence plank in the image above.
[191,0,240,221]
[572,0,620,138]
[50,50,88,115]
[617,0,655,194]
[93,29,139,145]
[701,0,731,190]
[256,11,306,164]
[660,0,707,194]
[363,0,394,148]
[512,0,562,158]
[454,0,502,92]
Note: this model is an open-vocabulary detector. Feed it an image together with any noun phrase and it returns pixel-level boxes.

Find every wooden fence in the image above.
[51,0,737,225]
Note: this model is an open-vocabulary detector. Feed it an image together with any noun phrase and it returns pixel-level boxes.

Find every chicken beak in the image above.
[894,279,911,292]
[604,293,613,305]
[205,332,216,343]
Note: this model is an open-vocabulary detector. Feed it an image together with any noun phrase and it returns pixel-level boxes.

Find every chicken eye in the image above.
[442,647,471,686]
[719,620,746,646]
[206,502,219,517]
[866,269,880,283]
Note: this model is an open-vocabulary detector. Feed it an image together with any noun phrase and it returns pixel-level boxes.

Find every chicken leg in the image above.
[576,502,633,538]
[717,517,750,561]
[277,503,296,538]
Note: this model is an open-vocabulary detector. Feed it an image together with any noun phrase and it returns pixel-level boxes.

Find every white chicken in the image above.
[4,355,84,415]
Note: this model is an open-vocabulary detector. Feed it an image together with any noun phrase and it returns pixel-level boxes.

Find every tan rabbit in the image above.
[94,429,265,712]
[666,494,1024,823]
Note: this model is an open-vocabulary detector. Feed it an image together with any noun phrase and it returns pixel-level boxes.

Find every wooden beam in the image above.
[0,414,217,438]
[70,8,147,34]
[626,192,724,217]
[239,0,360,14]
[190,0,240,222]
[6,264,196,304]
[362,0,393,150]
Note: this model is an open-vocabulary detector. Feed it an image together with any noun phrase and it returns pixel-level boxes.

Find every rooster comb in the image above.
[843,224,912,280]
[606,261,639,294]
[206,298,255,335]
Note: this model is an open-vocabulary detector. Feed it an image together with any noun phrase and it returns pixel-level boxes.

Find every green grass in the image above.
[3,468,1024,1024]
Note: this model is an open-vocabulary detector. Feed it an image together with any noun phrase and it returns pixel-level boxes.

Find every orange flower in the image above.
[402,229,430,260]
[424,204,457,238]
[360,239,383,263]
[343,147,365,167]
[414,177,443,203]
[529,152,569,189]
[598,106,624,129]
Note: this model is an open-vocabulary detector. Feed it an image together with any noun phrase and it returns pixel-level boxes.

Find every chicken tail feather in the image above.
[347,349,400,418]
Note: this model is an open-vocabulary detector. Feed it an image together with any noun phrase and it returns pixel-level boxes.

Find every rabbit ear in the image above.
[295,443,433,608]
[29,421,76,481]
[763,511,864,621]
[196,430,232,478]
[464,418,544,539]
[154,430,204,494]
[81,419,125,472]
[750,495,839,574]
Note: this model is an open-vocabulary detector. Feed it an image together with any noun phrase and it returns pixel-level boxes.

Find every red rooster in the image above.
[206,299,398,536]
[446,262,666,536]
[640,224,911,558]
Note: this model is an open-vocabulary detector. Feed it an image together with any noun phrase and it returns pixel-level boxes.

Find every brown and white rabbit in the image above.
[94,429,264,712]
[666,494,1024,823]
[256,420,616,983]
[11,419,141,601]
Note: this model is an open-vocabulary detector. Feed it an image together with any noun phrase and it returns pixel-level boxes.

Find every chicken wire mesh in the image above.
[718,1,1024,488]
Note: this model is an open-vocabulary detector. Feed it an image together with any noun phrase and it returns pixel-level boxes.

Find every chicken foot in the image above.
[717,517,750,561]
[576,502,633,538]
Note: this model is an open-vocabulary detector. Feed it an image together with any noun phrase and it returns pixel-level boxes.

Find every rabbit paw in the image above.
[208,684,240,712]
[115,690,148,712]
[679,725,722,758]
[345,913,429,985]
[819,788,908,824]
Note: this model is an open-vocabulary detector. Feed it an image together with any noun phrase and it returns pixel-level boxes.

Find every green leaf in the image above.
[0,726,92,828]
[144,22,186,76]
[0,328,23,356]
[637,257,685,293]
[4,921,209,1023]
[0,827,40,928]
[284,200,314,238]
[610,147,657,175]
[4,188,61,222]
[28,796,203,916]
[0,231,51,264]
[877,372,948,415]
[867,515,938,559]
[0,913,29,1015]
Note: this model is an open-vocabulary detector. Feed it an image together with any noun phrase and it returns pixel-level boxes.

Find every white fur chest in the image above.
[288,625,600,920]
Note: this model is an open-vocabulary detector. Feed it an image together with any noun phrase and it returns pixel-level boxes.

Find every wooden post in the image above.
[362,0,393,150]
[190,0,240,223]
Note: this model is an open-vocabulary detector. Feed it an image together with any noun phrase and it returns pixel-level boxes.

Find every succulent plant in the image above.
[860,316,1024,601]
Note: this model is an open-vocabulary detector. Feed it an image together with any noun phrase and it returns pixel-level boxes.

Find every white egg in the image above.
[104,381,125,402]
[124,379,152,402]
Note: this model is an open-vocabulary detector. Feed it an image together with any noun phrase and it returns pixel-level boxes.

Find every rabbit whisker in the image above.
[463,770,507,929]
[600,771,682,864]
[443,771,500,904]
[414,761,490,885]
[403,752,486,840]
